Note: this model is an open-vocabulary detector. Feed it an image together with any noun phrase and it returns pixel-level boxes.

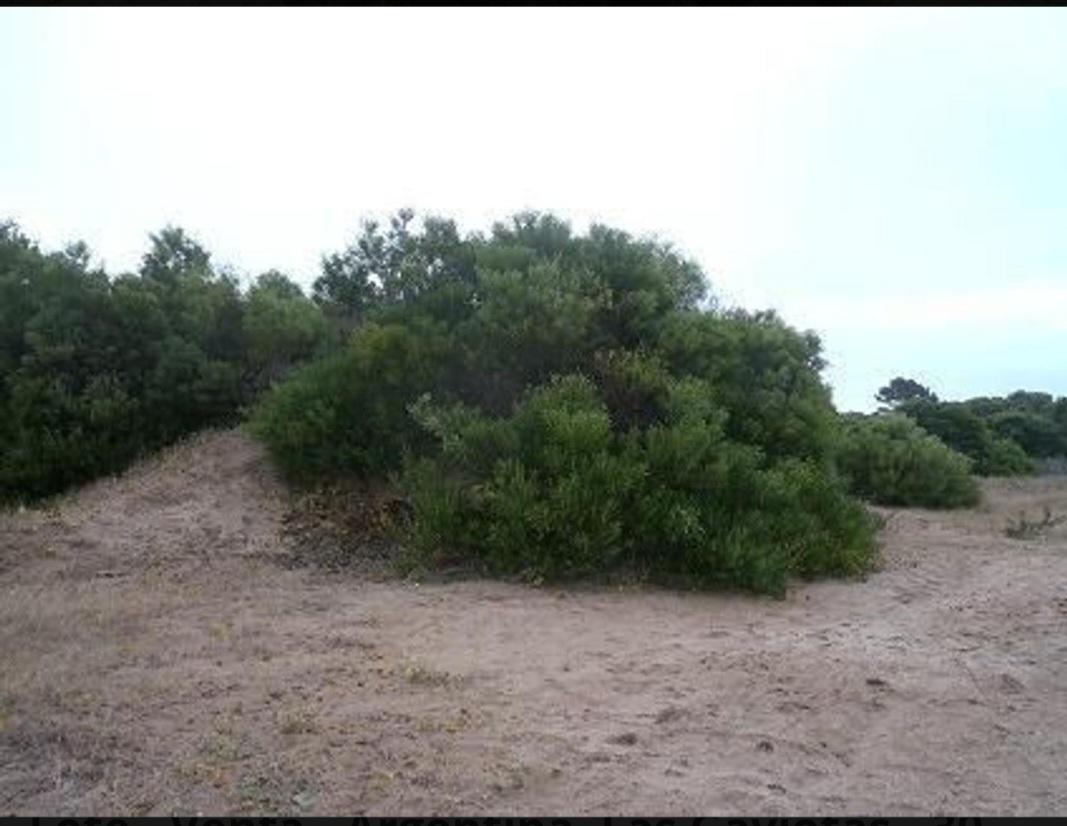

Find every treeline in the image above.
[871,377,1067,476]
[0,221,329,501]
[829,378,1067,511]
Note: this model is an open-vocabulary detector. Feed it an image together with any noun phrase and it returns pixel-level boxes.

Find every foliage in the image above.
[880,380,1067,472]
[312,209,477,330]
[837,413,980,508]
[0,220,326,502]
[256,210,879,594]
[875,376,938,408]
[964,391,1067,459]
[401,375,874,595]
[898,399,1034,476]
[243,270,330,390]
[987,409,1064,459]
[248,320,454,480]
[657,308,838,463]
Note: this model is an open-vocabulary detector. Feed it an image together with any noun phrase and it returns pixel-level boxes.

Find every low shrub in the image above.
[837,413,980,508]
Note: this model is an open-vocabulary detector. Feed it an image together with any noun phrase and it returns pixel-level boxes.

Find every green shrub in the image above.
[981,433,1035,476]
[248,321,453,480]
[837,413,980,508]
[880,381,1067,467]
[242,270,330,390]
[898,399,1033,477]
[625,380,874,594]
[401,374,876,595]
[657,309,839,463]
[402,376,648,580]
[254,210,882,594]
[0,220,327,503]
[1,210,885,594]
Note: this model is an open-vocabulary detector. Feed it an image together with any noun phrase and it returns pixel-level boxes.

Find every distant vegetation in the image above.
[837,413,980,509]
[836,378,1067,509]
[875,377,1067,476]
[5,210,1065,593]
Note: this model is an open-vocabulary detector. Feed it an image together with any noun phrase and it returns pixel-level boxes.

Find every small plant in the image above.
[1004,506,1066,540]
[402,658,453,687]
[277,708,318,735]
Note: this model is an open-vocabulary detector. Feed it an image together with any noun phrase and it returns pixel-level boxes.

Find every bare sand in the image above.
[1,429,1065,815]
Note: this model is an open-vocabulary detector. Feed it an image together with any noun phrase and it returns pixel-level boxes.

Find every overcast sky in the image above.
[2,8,1065,411]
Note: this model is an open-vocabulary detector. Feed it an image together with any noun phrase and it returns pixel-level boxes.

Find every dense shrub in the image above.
[837,414,981,508]
[657,308,838,463]
[242,270,330,390]
[0,220,327,502]
[248,320,455,479]
[987,409,1064,459]
[255,210,879,594]
[898,399,1033,476]
[401,375,873,594]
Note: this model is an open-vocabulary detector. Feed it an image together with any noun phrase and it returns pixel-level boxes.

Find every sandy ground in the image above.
[1,428,1066,816]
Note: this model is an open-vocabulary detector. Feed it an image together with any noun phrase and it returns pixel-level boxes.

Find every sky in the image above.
[2,8,1065,412]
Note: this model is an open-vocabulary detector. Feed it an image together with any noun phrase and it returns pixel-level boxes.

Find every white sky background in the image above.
[2,8,1066,411]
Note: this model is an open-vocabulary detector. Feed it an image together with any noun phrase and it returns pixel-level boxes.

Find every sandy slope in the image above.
[1,429,1065,815]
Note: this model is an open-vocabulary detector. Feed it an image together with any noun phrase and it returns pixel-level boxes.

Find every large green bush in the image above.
[837,413,981,508]
[254,210,878,594]
[401,374,873,595]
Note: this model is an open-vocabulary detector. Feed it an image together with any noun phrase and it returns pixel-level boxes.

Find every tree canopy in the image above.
[876,376,938,408]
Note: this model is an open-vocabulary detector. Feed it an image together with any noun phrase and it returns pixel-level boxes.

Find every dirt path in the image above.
[2,429,1066,815]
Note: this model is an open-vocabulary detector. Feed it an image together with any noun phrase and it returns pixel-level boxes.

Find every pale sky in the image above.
[2,8,1066,412]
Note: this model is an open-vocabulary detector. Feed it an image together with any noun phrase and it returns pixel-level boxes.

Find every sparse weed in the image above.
[277,709,318,735]
[1004,506,1066,540]
[402,658,453,687]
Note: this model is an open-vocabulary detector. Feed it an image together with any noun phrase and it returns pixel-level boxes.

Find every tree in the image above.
[243,271,328,389]
[312,209,476,328]
[876,376,938,408]
[139,226,213,284]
